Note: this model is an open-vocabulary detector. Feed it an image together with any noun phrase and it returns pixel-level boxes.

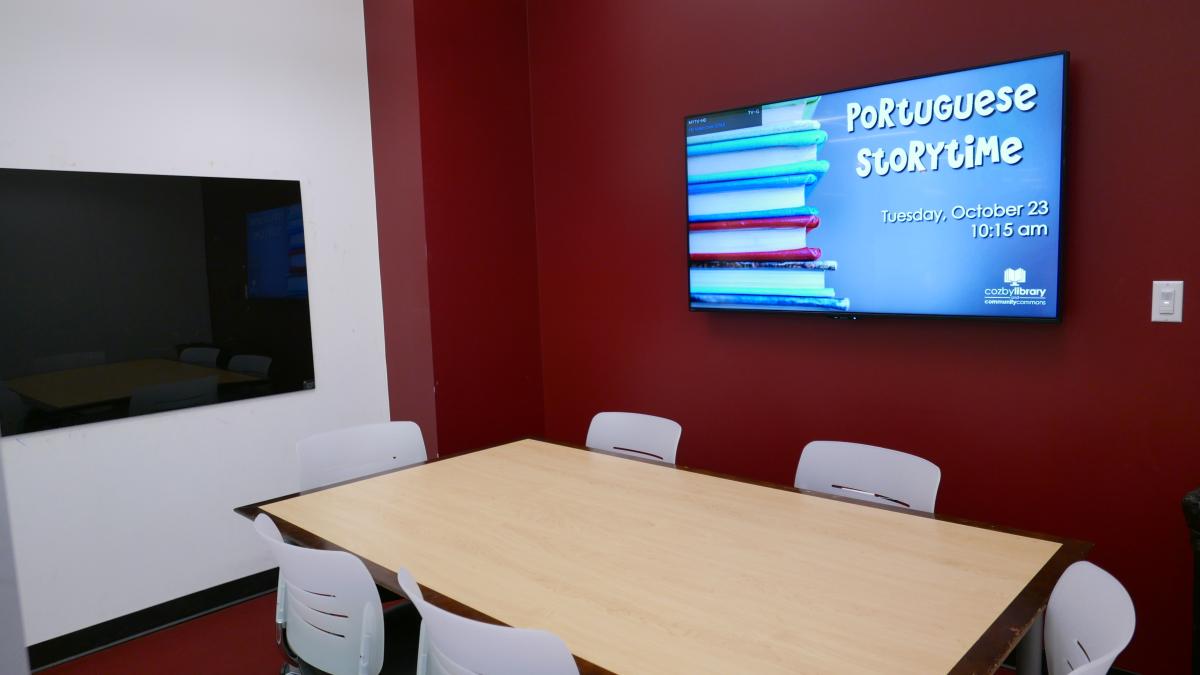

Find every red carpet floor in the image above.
[40,593,281,675]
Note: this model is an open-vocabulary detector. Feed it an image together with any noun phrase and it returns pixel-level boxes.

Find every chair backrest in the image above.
[794,440,941,512]
[585,412,682,464]
[228,354,272,378]
[179,346,220,368]
[31,350,105,374]
[128,376,218,415]
[254,515,385,675]
[395,568,578,675]
[297,421,428,491]
[1045,561,1135,675]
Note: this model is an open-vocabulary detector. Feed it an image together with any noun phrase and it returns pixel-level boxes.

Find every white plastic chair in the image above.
[794,440,941,512]
[396,567,578,675]
[254,515,303,674]
[228,354,272,378]
[1045,561,1136,675]
[585,412,682,464]
[127,376,218,415]
[298,421,429,491]
[179,346,220,367]
[254,514,387,675]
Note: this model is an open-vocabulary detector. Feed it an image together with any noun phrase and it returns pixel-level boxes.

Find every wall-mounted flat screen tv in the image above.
[0,168,316,436]
[685,52,1067,320]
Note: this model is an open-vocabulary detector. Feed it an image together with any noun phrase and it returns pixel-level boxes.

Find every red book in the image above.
[689,247,822,262]
[689,215,819,232]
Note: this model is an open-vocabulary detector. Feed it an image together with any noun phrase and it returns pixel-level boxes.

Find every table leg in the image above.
[1015,610,1044,675]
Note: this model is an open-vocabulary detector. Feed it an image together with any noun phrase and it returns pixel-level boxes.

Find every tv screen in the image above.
[685,52,1066,320]
[0,168,316,436]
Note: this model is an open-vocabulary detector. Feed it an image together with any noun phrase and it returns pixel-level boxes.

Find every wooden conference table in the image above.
[237,439,1088,675]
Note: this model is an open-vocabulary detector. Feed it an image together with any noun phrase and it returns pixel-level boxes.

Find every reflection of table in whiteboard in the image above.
[4,358,259,411]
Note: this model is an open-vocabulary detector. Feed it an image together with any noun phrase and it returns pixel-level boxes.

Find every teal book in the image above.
[689,159,830,185]
[688,174,823,220]
[685,119,821,146]
[688,206,818,223]
[687,173,819,195]
[687,130,828,157]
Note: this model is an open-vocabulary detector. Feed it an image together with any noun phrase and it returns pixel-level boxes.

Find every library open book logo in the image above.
[985,267,1046,305]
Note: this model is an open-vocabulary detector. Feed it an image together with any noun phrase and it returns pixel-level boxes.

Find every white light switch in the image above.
[1151,280,1183,322]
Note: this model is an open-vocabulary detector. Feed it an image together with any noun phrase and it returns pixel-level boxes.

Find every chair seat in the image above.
[298,602,422,675]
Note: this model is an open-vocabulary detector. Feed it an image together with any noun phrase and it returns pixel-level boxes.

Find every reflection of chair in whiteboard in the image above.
[179,347,220,368]
[128,377,218,416]
[228,355,272,379]
[1004,267,1027,287]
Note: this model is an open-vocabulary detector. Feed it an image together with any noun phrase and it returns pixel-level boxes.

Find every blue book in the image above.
[690,267,827,293]
[691,293,850,311]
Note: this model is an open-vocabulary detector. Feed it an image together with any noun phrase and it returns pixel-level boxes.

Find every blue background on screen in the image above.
[688,54,1065,319]
[247,204,307,299]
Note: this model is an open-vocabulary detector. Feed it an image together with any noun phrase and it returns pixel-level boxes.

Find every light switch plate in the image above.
[1151,280,1183,322]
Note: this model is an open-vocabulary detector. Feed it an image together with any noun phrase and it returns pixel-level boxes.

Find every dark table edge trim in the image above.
[234,436,1091,675]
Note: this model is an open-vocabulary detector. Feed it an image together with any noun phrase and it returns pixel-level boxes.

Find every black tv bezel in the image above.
[683,51,1069,323]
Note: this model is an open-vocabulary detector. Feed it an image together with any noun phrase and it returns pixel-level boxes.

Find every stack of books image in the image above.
[687,98,850,311]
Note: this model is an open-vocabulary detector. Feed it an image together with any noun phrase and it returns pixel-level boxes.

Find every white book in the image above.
[689,228,807,254]
[688,185,805,217]
[688,145,820,177]
[762,97,820,124]
[686,119,820,145]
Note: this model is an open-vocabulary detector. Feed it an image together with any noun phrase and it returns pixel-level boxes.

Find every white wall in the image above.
[0,0,395,644]
[0,455,29,674]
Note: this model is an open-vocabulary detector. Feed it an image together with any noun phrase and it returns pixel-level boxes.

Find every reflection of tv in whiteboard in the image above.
[684,52,1067,321]
[247,204,308,299]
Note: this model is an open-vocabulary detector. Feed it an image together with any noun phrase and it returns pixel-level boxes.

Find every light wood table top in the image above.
[243,439,1087,675]
[5,358,257,410]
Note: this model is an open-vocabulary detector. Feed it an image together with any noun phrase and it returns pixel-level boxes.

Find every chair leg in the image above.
[415,621,429,675]
[278,623,302,674]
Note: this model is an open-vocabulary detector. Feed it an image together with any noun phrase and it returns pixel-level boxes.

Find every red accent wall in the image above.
[411,0,545,455]
[363,0,439,456]
[526,1,1199,672]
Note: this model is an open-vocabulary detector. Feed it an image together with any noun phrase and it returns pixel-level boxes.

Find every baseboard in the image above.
[27,568,276,671]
